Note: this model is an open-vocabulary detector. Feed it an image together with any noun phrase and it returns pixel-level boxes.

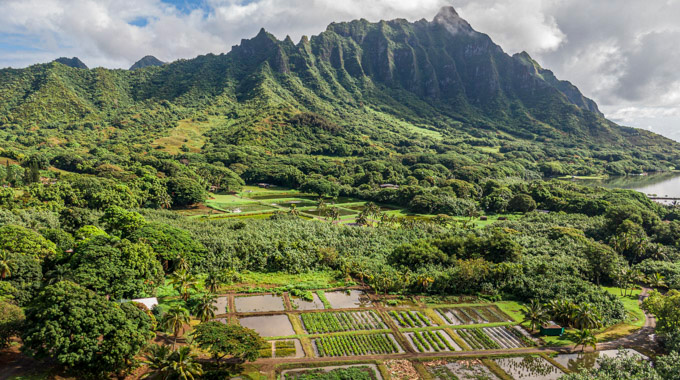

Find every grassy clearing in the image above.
[151,118,214,154]
[234,271,343,288]
[474,146,501,154]
[495,301,525,323]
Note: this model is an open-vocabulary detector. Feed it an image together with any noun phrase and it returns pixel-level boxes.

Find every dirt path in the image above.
[597,287,657,351]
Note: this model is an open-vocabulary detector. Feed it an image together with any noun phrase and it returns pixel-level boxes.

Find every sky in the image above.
[0,0,679,141]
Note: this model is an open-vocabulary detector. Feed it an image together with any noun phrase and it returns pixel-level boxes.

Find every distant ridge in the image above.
[53,57,88,69]
[129,56,165,70]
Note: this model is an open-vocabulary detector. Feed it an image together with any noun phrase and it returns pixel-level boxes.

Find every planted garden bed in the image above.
[405,330,460,353]
[494,356,564,379]
[300,311,385,333]
[425,359,500,380]
[436,305,511,325]
[281,365,382,380]
[456,326,530,350]
[313,333,403,357]
[389,310,433,328]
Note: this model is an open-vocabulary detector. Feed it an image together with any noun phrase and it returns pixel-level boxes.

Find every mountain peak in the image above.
[53,57,88,69]
[433,6,472,35]
[129,55,165,70]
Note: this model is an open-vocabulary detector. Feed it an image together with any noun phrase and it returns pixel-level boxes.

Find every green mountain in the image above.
[53,57,88,69]
[129,55,165,70]
[1,6,678,177]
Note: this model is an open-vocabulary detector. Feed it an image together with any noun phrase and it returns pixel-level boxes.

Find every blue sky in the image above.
[0,0,678,140]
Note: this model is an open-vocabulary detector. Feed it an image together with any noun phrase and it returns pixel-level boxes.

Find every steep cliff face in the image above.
[0,7,672,153]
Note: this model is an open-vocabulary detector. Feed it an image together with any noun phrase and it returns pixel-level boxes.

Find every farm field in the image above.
[314,333,403,357]
[436,305,513,325]
[300,311,386,333]
[404,330,461,353]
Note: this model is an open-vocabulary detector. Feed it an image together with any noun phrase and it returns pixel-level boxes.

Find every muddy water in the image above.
[212,296,229,314]
[235,294,286,312]
[239,315,295,337]
[324,290,371,309]
[552,349,647,372]
[290,293,325,310]
[494,357,564,380]
[426,360,500,380]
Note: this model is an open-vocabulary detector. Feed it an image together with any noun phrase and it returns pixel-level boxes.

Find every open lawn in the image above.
[150,117,216,154]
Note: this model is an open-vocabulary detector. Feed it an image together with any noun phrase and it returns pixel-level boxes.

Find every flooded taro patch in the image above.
[493,356,564,379]
[235,294,286,313]
[436,305,511,325]
[324,290,372,309]
[425,359,499,380]
[239,315,295,337]
[552,349,648,372]
[290,293,325,310]
[212,296,229,314]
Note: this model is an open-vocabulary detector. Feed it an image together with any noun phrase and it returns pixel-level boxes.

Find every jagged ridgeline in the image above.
[0,6,678,174]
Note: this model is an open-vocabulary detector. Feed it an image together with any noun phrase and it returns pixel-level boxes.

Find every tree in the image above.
[142,344,203,380]
[161,305,190,347]
[205,272,222,294]
[193,293,218,322]
[192,321,266,363]
[169,269,198,301]
[67,235,163,299]
[0,301,24,348]
[21,281,153,376]
[649,272,668,289]
[507,194,537,213]
[521,300,548,332]
[560,350,659,380]
[643,290,680,333]
[573,329,598,352]
[300,178,339,198]
[0,224,57,259]
[128,223,206,272]
[100,206,147,237]
[0,250,15,279]
[167,177,206,207]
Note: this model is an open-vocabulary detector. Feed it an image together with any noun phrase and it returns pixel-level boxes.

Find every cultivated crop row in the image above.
[274,340,297,358]
[437,305,511,325]
[301,311,384,333]
[390,310,432,328]
[483,326,530,349]
[456,328,501,349]
[407,330,458,352]
[314,333,400,357]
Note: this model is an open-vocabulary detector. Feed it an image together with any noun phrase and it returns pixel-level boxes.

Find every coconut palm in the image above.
[204,273,221,294]
[648,272,667,289]
[574,303,603,330]
[193,293,217,322]
[161,305,190,347]
[574,329,598,352]
[167,346,203,380]
[0,250,15,279]
[169,269,198,301]
[142,344,173,379]
[521,300,548,332]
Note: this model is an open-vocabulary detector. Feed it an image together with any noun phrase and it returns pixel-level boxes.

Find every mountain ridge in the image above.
[0,6,678,175]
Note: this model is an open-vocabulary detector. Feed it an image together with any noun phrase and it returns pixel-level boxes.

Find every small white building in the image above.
[130,297,159,310]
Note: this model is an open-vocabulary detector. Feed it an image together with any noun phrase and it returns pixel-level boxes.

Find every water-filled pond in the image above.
[324,290,372,309]
[234,294,286,313]
[552,349,647,372]
[239,315,295,337]
[212,296,229,314]
[290,293,325,310]
[493,356,564,379]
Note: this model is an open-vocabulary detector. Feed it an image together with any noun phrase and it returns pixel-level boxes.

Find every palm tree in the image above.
[648,272,667,289]
[142,345,203,380]
[167,346,203,380]
[0,250,15,279]
[573,329,598,352]
[204,273,221,294]
[161,305,190,347]
[174,255,190,272]
[574,303,603,330]
[417,274,434,291]
[193,293,217,322]
[326,207,340,223]
[142,344,172,379]
[521,300,548,332]
[169,270,198,301]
